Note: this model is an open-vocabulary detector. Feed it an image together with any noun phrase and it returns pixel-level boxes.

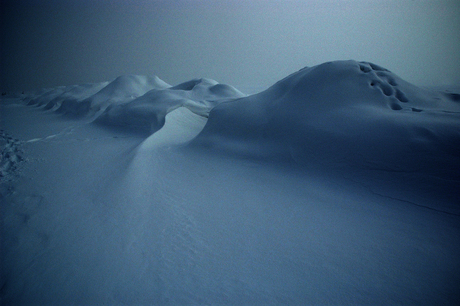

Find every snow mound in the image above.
[95,78,245,135]
[41,82,110,113]
[18,76,244,134]
[47,82,109,112]
[193,60,460,178]
[2,60,460,304]
[139,106,207,150]
[21,75,170,117]
[25,86,72,107]
[57,75,170,116]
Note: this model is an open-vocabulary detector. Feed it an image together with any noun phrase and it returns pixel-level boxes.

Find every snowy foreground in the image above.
[1,60,460,305]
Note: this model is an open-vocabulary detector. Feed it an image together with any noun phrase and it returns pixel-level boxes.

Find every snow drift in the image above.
[95,78,245,135]
[193,60,460,211]
[20,74,245,134]
[195,60,460,171]
[1,60,460,305]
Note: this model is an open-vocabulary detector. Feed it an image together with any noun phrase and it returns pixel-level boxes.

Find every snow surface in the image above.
[1,60,460,305]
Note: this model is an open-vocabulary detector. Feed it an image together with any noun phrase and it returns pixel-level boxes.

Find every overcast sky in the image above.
[1,0,460,92]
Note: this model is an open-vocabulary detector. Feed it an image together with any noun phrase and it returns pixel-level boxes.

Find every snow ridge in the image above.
[2,60,460,305]
[95,78,245,135]
[19,75,245,135]
[194,60,460,174]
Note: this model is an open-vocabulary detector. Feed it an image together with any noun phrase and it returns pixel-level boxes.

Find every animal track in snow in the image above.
[395,88,409,102]
[389,101,403,110]
[445,92,460,102]
[359,62,412,111]
[371,80,394,96]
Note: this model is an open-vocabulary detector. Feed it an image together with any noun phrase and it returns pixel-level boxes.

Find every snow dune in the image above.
[194,60,460,213]
[1,60,459,305]
[96,77,245,135]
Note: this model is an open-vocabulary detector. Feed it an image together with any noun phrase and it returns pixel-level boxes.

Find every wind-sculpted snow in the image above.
[19,75,245,134]
[95,78,245,135]
[25,82,109,112]
[75,75,171,116]
[2,60,460,305]
[13,61,460,181]
[194,60,460,177]
[22,75,170,117]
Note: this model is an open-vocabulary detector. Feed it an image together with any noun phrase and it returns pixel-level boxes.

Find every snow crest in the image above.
[193,60,460,177]
[95,78,245,135]
[19,75,245,135]
[2,60,460,305]
[15,60,460,180]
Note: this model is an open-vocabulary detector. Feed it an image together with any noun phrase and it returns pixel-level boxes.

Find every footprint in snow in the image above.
[359,62,414,111]
[0,130,25,181]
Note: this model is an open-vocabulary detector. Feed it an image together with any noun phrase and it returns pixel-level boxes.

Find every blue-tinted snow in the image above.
[1,60,459,305]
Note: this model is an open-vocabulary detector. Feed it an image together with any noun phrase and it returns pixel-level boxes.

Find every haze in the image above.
[1,0,460,92]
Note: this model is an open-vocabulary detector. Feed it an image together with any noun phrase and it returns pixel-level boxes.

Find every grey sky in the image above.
[1,0,460,92]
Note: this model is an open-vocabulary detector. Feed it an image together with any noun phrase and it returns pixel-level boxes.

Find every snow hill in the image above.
[96,77,245,134]
[196,60,460,169]
[1,60,459,305]
[193,60,460,211]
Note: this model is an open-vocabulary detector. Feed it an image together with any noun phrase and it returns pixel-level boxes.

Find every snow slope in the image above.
[194,60,460,213]
[96,78,245,135]
[1,60,459,305]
